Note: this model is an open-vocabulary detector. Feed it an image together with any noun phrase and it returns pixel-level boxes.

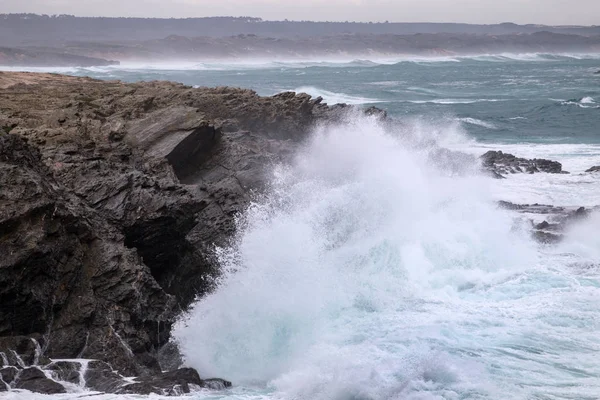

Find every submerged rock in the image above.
[498,201,598,244]
[481,150,567,176]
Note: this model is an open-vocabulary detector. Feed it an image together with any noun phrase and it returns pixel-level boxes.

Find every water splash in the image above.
[172,115,561,399]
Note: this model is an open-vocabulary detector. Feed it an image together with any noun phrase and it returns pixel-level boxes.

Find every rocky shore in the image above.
[0,72,595,395]
[0,71,367,395]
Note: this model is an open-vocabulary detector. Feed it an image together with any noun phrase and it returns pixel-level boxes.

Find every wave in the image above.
[173,114,600,399]
[291,86,384,105]
[407,98,504,105]
[457,117,497,129]
[560,96,599,109]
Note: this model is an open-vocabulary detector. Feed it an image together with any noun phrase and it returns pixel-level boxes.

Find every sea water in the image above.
[3,54,599,400]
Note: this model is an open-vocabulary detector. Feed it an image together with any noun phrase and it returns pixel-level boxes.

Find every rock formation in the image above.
[0,71,595,395]
[0,72,364,394]
[585,165,600,173]
[481,150,567,177]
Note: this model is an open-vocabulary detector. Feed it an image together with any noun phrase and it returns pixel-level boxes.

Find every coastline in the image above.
[0,71,597,397]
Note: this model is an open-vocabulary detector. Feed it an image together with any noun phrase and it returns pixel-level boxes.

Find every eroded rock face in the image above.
[0,72,376,393]
[481,150,566,176]
[0,133,177,377]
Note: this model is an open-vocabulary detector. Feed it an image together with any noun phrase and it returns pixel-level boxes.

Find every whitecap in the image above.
[290,86,384,105]
[457,117,497,129]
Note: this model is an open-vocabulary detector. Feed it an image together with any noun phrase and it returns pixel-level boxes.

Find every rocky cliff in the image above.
[0,72,593,395]
[0,71,364,394]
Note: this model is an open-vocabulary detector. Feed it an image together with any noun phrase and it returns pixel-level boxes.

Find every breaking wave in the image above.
[173,115,600,399]
[291,86,384,105]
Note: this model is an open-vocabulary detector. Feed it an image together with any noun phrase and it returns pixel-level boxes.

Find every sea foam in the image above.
[171,115,600,400]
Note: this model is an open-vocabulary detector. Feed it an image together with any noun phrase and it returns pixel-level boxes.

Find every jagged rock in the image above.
[84,360,129,393]
[117,368,231,395]
[0,336,48,367]
[14,367,67,394]
[481,150,566,176]
[0,133,176,377]
[0,72,383,391]
[585,166,600,173]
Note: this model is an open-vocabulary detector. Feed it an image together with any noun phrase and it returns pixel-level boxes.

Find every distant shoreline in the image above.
[1,14,600,68]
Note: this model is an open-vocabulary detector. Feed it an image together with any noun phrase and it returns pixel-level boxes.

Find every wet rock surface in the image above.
[118,368,231,395]
[481,150,567,176]
[14,367,67,394]
[0,72,375,395]
[0,72,595,396]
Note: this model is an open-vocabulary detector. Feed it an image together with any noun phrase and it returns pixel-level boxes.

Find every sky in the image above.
[2,0,599,26]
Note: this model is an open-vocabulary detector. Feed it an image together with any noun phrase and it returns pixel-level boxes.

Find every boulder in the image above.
[585,166,600,173]
[14,367,66,394]
[0,366,18,385]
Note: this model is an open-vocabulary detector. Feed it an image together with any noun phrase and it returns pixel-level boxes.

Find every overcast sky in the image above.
[3,0,599,25]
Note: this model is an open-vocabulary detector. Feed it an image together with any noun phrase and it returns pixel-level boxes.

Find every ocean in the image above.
[4,54,600,400]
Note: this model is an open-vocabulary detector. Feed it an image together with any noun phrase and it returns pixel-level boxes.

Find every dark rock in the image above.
[118,368,207,396]
[585,166,600,173]
[532,230,563,244]
[84,360,128,393]
[157,341,184,372]
[15,367,67,394]
[203,378,233,390]
[481,150,566,177]
[45,360,82,384]
[0,72,379,389]
[535,221,550,230]
[0,366,18,385]
[0,336,47,367]
[0,132,176,377]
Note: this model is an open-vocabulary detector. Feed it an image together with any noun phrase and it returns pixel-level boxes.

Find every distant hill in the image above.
[1,14,599,66]
[1,14,600,47]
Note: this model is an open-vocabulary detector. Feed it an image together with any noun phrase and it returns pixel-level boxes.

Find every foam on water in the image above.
[172,115,600,400]
[460,142,600,207]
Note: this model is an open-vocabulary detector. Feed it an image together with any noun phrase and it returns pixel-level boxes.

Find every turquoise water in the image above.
[4,55,600,400]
